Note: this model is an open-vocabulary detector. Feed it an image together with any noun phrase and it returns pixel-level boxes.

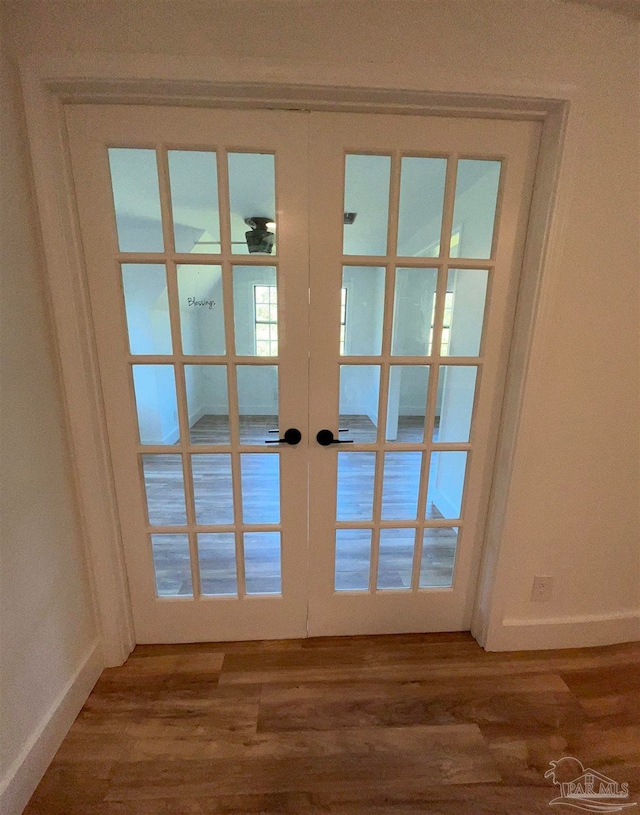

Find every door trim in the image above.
[19,55,570,663]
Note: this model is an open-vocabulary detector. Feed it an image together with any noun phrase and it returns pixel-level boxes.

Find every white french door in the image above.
[307,113,540,636]
[67,106,311,642]
[65,104,540,643]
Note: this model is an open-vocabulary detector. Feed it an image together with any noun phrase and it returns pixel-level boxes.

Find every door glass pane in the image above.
[435,366,478,443]
[198,533,237,596]
[339,365,380,443]
[228,153,276,255]
[340,287,348,354]
[192,454,234,525]
[184,365,229,445]
[108,148,164,253]
[233,266,278,356]
[391,268,438,356]
[377,528,415,590]
[132,365,179,445]
[420,527,458,588]
[240,454,280,524]
[341,267,385,355]
[121,264,172,355]
[426,451,468,520]
[168,150,221,254]
[441,289,455,354]
[343,155,391,256]
[397,157,447,257]
[386,366,429,443]
[336,452,376,521]
[237,366,278,444]
[381,452,422,520]
[443,269,488,357]
[142,455,187,525]
[150,534,192,597]
[335,529,371,592]
[452,159,501,259]
[244,532,281,595]
[177,265,225,355]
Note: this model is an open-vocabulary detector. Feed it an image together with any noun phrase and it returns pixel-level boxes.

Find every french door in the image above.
[306,113,539,635]
[66,105,540,643]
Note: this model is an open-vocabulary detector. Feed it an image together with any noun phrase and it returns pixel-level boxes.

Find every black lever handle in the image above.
[265,427,302,445]
[316,429,354,446]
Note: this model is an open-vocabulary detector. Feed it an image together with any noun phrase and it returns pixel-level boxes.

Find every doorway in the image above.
[66,105,540,642]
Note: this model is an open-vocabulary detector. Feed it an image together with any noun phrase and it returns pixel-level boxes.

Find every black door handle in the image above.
[316,429,354,446]
[265,427,302,445]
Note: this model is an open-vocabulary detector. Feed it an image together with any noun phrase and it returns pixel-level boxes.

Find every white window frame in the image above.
[253,284,278,356]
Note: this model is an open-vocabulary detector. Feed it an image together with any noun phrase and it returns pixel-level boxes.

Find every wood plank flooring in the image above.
[187,414,429,446]
[24,634,640,814]
[146,414,454,598]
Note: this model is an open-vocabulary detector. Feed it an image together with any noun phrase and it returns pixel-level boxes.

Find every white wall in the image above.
[232,266,279,416]
[0,13,101,813]
[124,260,280,443]
[341,266,385,423]
[5,0,639,654]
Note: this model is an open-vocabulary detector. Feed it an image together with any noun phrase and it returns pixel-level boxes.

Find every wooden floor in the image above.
[25,634,640,814]
[186,414,430,445]
[145,413,454,598]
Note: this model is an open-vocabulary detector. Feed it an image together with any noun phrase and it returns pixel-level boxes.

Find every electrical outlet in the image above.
[531,575,554,603]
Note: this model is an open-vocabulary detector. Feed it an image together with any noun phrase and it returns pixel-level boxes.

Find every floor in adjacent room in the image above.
[24,634,640,814]
[146,413,454,597]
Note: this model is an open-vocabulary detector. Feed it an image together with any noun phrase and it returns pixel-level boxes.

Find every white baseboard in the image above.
[0,640,104,815]
[429,486,458,521]
[161,407,205,444]
[188,405,206,428]
[198,403,228,416]
[341,406,374,418]
[236,406,280,415]
[162,426,180,445]
[484,609,640,651]
[163,405,257,444]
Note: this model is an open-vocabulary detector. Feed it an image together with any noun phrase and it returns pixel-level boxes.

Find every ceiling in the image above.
[111,148,499,257]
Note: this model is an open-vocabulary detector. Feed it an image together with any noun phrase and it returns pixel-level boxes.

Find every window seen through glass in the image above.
[428,292,455,355]
[254,285,278,356]
[340,287,347,355]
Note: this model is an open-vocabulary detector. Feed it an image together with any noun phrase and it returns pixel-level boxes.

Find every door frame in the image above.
[18,52,571,665]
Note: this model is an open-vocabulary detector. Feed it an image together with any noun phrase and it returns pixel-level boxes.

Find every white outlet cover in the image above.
[531,575,554,602]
